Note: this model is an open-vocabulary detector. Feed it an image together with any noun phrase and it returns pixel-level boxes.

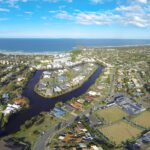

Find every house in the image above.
[17,77,25,82]
[43,71,51,75]
[91,145,103,150]
[54,86,62,93]
[62,104,75,112]
[38,83,47,90]
[77,99,85,104]
[72,76,84,84]
[63,134,75,142]
[88,91,100,96]
[71,102,83,111]
[45,89,53,96]
[43,74,51,79]
[3,104,21,116]
[50,107,66,117]
[14,98,28,106]
[78,143,87,149]
[58,136,65,141]
[2,93,9,99]
[75,122,87,133]
[85,96,94,102]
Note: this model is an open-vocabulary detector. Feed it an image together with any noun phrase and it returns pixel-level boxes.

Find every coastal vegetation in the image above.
[0,45,150,149]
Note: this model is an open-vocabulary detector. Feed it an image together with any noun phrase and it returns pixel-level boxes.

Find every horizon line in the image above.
[0,37,150,40]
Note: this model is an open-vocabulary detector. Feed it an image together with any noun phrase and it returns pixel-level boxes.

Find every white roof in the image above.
[58,136,65,140]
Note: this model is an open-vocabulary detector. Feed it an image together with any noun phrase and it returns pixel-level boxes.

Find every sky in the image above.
[0,0,150,39]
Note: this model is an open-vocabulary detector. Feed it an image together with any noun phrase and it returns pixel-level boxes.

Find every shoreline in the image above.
[0,50,68,55]
[0,44,150,55]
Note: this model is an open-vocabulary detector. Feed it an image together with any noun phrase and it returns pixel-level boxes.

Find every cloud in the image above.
[0,0,28,7]
[55,10,73,20]
[48,10,58,13]
[76,12,115,25]
[90,0,102,4]
[122,12,150,27]
[24,11,33,15]
[116,4,150,27]
[55,10,118,25]
[0,8,10,12]
[116,5,142,12]
[0,0,149,28]
[45,0,72,3]
[137,0,147,4]
[53,3,150,28]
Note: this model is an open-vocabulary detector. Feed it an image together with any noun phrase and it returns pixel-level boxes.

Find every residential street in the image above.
[34,100,102,150]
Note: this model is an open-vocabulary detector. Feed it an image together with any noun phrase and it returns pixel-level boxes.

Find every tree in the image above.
[55,102,63,107]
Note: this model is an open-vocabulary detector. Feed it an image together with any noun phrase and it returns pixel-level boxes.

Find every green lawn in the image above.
[131,111,150,128]
[95,106,128,124]
[100,121,142,145]
[13,113,61,148]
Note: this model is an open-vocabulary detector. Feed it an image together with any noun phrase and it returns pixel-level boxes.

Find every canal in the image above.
[0,65,104,136]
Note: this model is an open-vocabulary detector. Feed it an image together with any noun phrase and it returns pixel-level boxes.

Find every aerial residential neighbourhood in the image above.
[0,46,149,150]
[0,0,150,149]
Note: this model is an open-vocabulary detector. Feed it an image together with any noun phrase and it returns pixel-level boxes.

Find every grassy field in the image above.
[12,113,61,148]
[95,106,128,123]
[131,111,150,128]
[100,121,142,145]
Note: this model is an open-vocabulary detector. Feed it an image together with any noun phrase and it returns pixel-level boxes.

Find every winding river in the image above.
[0,65,103,136]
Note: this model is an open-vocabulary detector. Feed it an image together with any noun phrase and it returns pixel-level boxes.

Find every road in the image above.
[34,100,102,150]
[34,93,142,150]
[33,67,118,150]
[109,68,116,96]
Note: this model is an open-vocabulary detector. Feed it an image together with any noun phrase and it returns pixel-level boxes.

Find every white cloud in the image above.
[76,12,114,25]
[121,12,150,27]
[90,0,102,4]
[116,4,150,27]
[24,11,33,15]
[55,10,119,25]
[45,0,72,3]
[0,0,149,28]
[55,10,73,20]
[137,0,147,4]
[53,3,150,28]
[48,10,58,13]
[116,5,142,12]
[0,8,10,12]
[0,0,28,7]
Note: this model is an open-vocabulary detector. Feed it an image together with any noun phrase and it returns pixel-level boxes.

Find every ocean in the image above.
[0,38,150,54]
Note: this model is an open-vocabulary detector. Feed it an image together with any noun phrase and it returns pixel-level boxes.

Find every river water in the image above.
[0,65,103,136]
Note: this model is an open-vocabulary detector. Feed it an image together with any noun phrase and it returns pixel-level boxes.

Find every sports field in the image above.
[131,111,150,128]
[100,121,142,145]
[96,106,128,123]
